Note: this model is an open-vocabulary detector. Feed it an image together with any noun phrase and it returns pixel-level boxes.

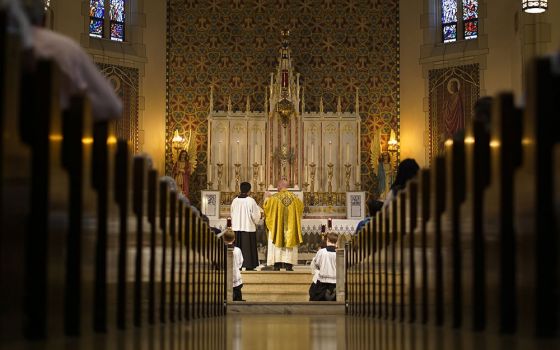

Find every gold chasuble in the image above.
[264,190,304,248]
[264,190,303,266]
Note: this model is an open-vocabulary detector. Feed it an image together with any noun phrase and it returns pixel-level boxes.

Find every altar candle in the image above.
[260,165,264,182]
[254,144,258,163]
[329,141,332,163]
[346,143,350,163]
[311,143,315,163]
[236,140,240,163]
[208,164,212,182]
[218,141,222,163]
[305,164,308,183]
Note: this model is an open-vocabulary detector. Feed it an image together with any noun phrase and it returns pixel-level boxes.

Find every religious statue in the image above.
[172,128,197,199]
[377,152,392,199]
[173,150,190,198]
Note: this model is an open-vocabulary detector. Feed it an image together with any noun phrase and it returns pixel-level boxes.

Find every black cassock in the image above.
[235,231,258,270]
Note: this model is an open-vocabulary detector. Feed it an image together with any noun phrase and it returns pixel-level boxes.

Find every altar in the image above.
[203,31,365,227]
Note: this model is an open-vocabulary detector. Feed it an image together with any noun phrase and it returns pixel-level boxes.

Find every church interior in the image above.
[1,0,559,349]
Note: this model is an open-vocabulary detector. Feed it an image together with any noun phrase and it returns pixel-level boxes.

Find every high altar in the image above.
[203,32,365,232]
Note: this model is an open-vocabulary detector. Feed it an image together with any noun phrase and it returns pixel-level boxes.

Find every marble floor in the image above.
[3,315,558,350]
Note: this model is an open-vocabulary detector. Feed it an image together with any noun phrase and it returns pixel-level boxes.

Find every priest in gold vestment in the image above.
[263,180,304,271]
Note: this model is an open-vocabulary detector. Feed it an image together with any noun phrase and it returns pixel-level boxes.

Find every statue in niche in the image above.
[173,150,191,199]
[377,152,392,199]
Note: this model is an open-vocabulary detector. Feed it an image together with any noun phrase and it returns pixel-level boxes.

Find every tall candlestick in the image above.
[236,140,240,163]
[346,143,350,163]
[329,141,332,163]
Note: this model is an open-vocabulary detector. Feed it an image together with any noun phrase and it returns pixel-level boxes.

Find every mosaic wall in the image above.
[166,0,400,206]
[428,64,480,163]
[98,63,140,152]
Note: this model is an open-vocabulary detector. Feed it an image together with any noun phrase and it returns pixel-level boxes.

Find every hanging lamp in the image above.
[522,0,548,13]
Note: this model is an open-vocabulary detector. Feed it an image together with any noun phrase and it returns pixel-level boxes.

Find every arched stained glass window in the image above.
[89,0,126,41]
[441,0,478,43]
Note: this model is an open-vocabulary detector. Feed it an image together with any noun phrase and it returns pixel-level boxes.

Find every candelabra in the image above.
[344,163,352,192]
[308,162,317,205]
[234,163,241,190]
[216,163,224,191]
[252,162,260,189]
[326,162,334,206]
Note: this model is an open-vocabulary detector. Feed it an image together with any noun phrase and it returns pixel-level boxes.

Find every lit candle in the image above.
[346,143,350,163]
[329,141,332,163]
[236,140,240,163]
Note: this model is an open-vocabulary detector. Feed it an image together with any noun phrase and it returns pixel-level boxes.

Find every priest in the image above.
[263,179,304,271]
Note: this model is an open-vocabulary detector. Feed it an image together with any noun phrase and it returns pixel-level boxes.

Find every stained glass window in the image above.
[89,0,126,41]
[441,0,478,43]
[442,0,457,43]
[110,0,125,41]
[463,0,478,40]
[89,0,105,38]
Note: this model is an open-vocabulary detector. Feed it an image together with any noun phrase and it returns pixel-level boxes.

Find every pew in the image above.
[514,57,559,338]
[0,19,226,346]
[345,53,560,345]
[0,15,29,342]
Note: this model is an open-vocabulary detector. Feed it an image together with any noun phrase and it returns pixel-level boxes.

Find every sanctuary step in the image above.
[240,266,313,302]
[228,302,345,315]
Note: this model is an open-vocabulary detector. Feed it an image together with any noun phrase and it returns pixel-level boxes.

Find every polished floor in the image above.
[4,315,558,350]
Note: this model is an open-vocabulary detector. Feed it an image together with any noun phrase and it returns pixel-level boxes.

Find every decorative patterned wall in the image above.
[166,0,400,206]
[428,64,480,163]
[98,63,140,152]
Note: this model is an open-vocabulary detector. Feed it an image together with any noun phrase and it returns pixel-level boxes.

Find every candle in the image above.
[218,141,222,163]
[236,140,240,163]
[329,141,332,163]
[254,144,258,163]
[208,163,212,182]
[305,164,308,183]
[311,143,315,163]
[260,165,264,182]
[346,143,350,163]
